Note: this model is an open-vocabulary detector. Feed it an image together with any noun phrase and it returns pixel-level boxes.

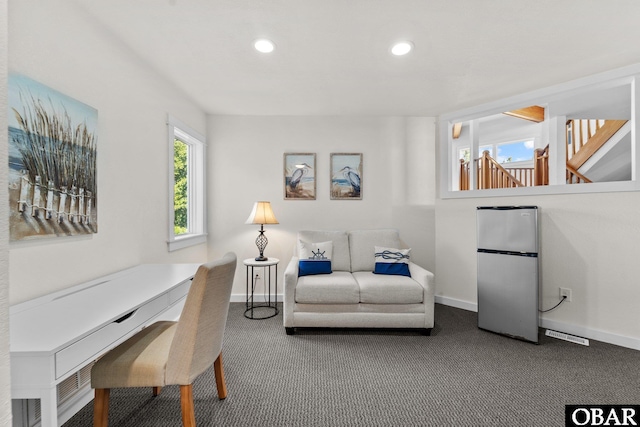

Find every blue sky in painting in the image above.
[331,154,361,176]
[8,73,98,133]
[285,154,315,178]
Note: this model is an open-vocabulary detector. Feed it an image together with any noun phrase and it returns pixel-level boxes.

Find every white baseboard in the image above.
[539,318,639,351]
[435,295,640,351]
[435,295,478,312]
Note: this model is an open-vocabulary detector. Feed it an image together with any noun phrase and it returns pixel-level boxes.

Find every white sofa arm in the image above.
[409,262,435,329]
[283,256,299,327]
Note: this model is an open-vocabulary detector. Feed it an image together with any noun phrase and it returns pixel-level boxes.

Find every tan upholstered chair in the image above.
[91,253,237,427]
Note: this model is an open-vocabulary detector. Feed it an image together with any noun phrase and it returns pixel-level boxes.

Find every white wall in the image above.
[207,115,436,299]
[8,0,208,304]
[1,0,13,423]
[435,192,640,349]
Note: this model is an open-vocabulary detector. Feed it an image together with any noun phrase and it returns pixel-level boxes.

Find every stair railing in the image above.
[566,119,605,162]
[460,151,535,190]
[459,159,470,191]
[477,150,526,189]
[534,145,549,186]
[566,164,592,184]
[458,118,625,190]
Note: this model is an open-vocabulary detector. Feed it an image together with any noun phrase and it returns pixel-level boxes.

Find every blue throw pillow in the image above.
[373,246,411,277]
[298,241,333,276]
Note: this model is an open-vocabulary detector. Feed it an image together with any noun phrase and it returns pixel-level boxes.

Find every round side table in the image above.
[243,258,279,319]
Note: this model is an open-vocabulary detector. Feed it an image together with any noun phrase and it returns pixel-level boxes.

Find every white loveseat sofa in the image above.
[283,229,434,335]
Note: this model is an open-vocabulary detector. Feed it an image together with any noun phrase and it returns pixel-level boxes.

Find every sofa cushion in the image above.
[353,271,423,304]
[295,272,360,304]
[349,229,401,272]
[299,241,332,276]
[298,230,350,271]
[373,246,411,277]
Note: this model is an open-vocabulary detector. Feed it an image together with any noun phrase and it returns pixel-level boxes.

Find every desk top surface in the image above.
[10,263,200,355]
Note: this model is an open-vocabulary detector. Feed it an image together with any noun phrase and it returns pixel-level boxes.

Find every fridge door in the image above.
[477,206,538,254]
[477,251,539,343]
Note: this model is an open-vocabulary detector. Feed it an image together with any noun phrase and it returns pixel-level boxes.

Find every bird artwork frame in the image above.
[284,153,316,200]
[330,153,363,200]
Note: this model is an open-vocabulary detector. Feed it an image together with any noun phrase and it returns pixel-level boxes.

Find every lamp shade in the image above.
[245,201,279,225]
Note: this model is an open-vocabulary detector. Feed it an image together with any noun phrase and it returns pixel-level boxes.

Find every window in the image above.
[440,64,640,198]
[167,116,206,251]
[496,140,534,164]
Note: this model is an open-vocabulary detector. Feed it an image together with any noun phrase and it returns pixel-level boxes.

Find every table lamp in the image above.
[245,201,279,261]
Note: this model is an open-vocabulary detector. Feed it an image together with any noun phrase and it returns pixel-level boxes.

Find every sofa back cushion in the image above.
[349,229,401,272]
[298,230,351,271]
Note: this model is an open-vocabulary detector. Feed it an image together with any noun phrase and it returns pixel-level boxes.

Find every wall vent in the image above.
[545,329,590,346]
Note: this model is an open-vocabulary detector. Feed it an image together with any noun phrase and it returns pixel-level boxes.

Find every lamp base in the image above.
[254,255,268,262]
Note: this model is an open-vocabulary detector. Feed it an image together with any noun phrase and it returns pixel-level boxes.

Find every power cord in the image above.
[246,273,261,305]
[539,295,567,313]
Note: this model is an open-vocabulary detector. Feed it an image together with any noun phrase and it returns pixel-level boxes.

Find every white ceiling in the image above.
[71,0,640,117]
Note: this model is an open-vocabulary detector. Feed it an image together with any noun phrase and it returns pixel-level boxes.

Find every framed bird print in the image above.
[330,153,362,200]
[284,153,316,200]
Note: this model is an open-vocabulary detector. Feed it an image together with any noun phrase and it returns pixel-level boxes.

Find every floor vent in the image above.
[545,329,590,346]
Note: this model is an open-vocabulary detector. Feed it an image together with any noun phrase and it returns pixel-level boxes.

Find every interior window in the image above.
[440,65,639,198]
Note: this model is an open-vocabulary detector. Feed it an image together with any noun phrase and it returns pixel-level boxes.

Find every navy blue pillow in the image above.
[299,259,332,276]
[373,246,411,277]
[298,241,333,276]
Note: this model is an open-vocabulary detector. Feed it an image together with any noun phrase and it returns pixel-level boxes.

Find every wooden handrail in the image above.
[567,119,627,170]
[459,159,470,190]
[534,145,549,186]
[566,164,592,184]
[458,143,596,190]
[460,152,538,190]
[567,119,604,161]
[458,117,625,190]
[477,150,526,189]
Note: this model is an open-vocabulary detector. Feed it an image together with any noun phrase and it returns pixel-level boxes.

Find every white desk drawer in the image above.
[55,294,169,379]
[168,279,191,305]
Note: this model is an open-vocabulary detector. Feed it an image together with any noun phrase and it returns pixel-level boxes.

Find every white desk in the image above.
[10,263,200,427]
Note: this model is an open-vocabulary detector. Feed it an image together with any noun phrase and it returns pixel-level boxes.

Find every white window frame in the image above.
[439,63,640,198]
[167,115,207,251]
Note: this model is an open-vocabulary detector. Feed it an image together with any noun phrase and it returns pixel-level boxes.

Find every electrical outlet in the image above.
[559,287,572,302]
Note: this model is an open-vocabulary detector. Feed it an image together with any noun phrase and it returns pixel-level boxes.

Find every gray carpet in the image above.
[63,303,639,426]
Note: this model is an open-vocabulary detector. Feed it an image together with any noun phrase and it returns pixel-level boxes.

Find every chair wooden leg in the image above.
[214,353,227,399]
[153,386,162,396]
[180,384,196,427]
[93,388,110,427]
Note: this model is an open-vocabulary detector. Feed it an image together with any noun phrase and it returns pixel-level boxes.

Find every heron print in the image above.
[284,153,316,199]
[331,153,362,200]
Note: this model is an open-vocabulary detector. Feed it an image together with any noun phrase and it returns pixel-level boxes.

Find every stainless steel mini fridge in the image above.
[477,206,539,343]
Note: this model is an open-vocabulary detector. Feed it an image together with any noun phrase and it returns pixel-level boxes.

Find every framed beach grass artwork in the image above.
[284,153,316,200]
[330,153,362,200]
[8,73,98,241]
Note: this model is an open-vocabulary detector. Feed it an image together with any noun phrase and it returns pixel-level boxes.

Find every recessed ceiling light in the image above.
[254,39,275,53]
[391,41,413,56]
